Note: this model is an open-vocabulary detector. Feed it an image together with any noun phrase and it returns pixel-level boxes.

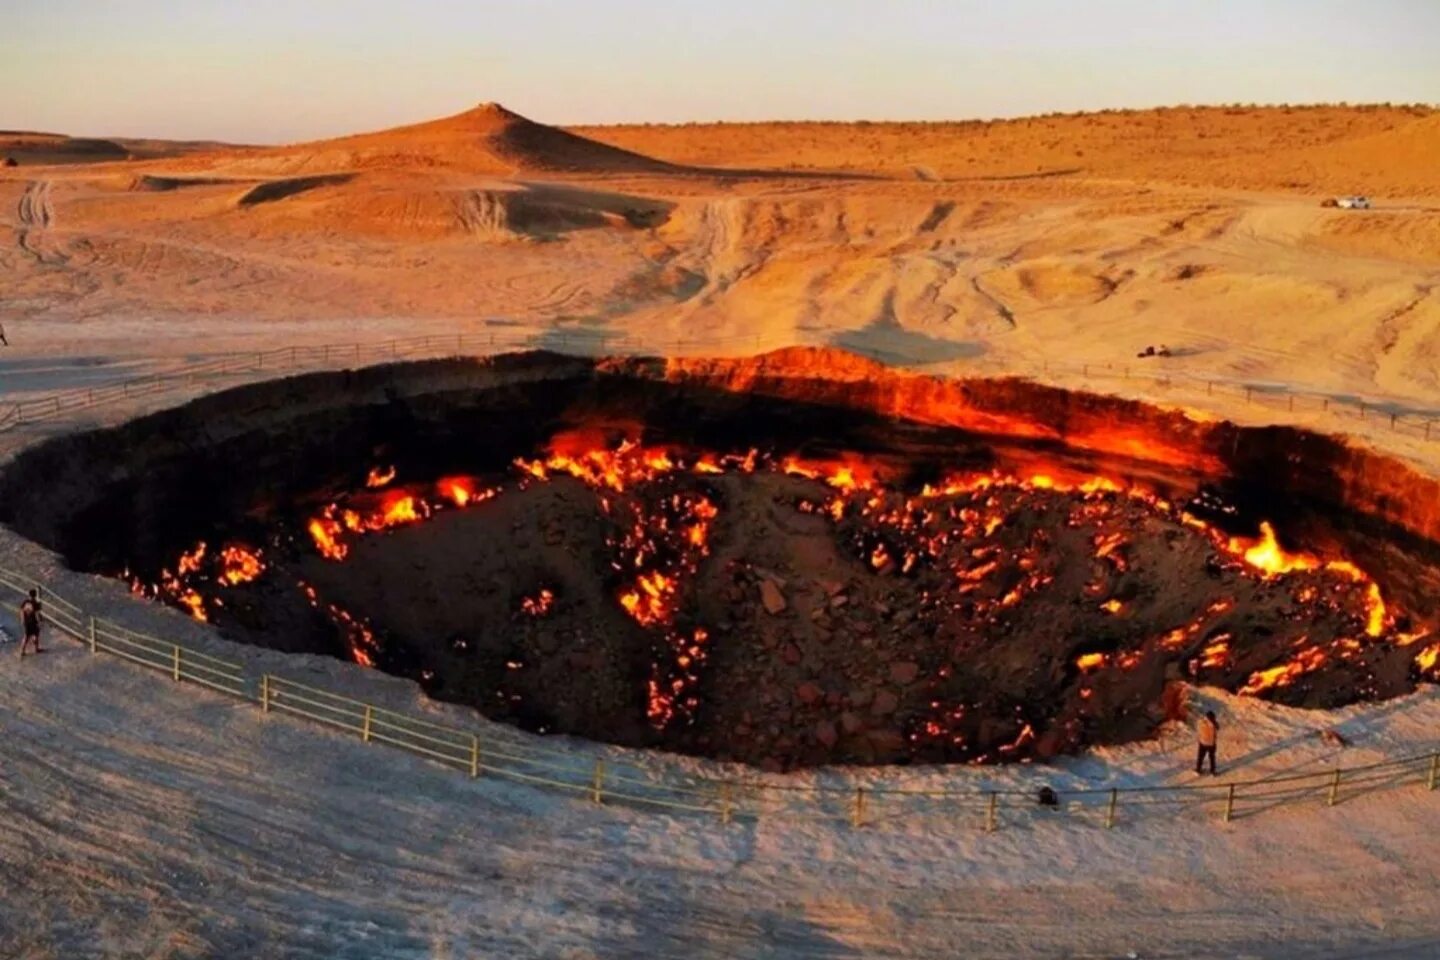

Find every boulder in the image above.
[889,661,920,685]
[871,688,899,716]
[796,682,823,705]
[759,579,787,615]
[814,719,838,748]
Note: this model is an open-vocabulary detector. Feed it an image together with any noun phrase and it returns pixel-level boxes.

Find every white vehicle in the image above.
[1336,196,1371,210]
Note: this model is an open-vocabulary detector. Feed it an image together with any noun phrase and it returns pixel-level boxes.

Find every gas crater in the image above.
[4,348,1439,771]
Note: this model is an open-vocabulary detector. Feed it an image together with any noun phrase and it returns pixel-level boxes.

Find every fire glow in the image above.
[129,439,1437,750]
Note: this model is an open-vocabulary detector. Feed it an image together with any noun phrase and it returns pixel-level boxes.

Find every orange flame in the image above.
[218,545,265,586]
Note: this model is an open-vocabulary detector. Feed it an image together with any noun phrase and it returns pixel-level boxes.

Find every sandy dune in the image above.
[2,104,1437,421]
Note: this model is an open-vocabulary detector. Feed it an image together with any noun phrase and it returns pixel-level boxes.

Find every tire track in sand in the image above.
[16,180,65,265]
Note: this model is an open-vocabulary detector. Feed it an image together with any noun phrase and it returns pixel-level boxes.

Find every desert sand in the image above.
[4,101,1440,958]
[2,102,1438,414]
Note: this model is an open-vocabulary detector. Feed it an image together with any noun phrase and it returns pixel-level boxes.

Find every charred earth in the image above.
[3,349,1438,770]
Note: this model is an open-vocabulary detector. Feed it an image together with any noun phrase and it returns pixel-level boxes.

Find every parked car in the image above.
[1335,196,1371,210]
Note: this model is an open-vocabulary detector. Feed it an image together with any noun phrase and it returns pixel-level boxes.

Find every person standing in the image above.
[1195,709,1219,775]
[18,589,43,658]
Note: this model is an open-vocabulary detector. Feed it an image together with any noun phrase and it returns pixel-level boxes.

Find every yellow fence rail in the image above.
[1,564,1436,831]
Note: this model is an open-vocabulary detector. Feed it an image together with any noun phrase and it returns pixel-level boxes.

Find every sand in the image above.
[4,101,1440,957]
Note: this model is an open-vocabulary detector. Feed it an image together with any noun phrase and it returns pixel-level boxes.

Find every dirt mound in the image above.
[0,133,128,166]
[230,176,672,239]
[184,102,682,178]
[236,174,354,206]
[983,261,1120,309]
[130,174,247,192]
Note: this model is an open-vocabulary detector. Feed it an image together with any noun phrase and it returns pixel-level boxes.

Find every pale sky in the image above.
[3,0,1438,143]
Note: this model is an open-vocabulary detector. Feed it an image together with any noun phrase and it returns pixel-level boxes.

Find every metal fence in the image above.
[3,333,1439,827]
[4,329,1440,446]
[2,565,1435,831]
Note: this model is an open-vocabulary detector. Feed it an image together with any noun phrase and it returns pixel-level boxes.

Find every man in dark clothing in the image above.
[1195,709,1219,775]
[18,589,43,658]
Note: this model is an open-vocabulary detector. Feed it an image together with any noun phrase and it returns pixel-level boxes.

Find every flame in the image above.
[218,545,264,586]
[438,476,483,507]
[175,589,208,622]
[299,579,379,668]
[1201,635,1231,668]
[1240,640,1327,695]
[521,588,555,617]
[176,542,207,576]
[1218,523,1389,638]
[366,465,397,488]
[1226,522,1319,577]
[308,514,348,561]
[1076,652,1108,672]
[1417,643,1440,677]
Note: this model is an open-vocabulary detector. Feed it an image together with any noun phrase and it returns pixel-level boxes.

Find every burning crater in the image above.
[3,349,1439,770]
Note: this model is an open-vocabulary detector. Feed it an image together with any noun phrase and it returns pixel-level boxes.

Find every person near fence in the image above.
[18,588,43,657]
[0,321,8,346]
[1195,709,1219,775]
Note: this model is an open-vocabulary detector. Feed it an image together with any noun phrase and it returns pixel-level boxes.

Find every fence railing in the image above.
[2,563,1435,830]
[5,329,1440,447]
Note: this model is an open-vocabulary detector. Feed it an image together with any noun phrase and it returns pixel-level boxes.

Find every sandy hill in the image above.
[0,131,247,167]
[1,132,129,166]
[173,102,680,178]
[573,104,1440,196]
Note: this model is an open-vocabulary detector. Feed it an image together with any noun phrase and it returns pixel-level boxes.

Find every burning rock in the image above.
[48,398,1439,770]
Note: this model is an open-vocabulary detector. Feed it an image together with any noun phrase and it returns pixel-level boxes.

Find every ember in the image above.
[105,438,1433,768]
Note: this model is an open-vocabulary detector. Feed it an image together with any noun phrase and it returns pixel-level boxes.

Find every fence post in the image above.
[719,781,733,825]
[592,759,605,805]
[1328,767,1342,806]
[1223,784,1236,823]
[1323,397,1330,412]
[985,791,998,833]
[261,674,270,713]
[1390,413,1398,430]
[1105,788,1118,829]
[88,617,96,653]
[1359,402,1366,421]
[172,645,181,681]
[1245,386,1252,404]
[1206,380,1213,396]
[851,786,866,828]
[362,704,373,743]
[1288,395,1295,412]
[1428,753,1438,791]
[470,735,481,778]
